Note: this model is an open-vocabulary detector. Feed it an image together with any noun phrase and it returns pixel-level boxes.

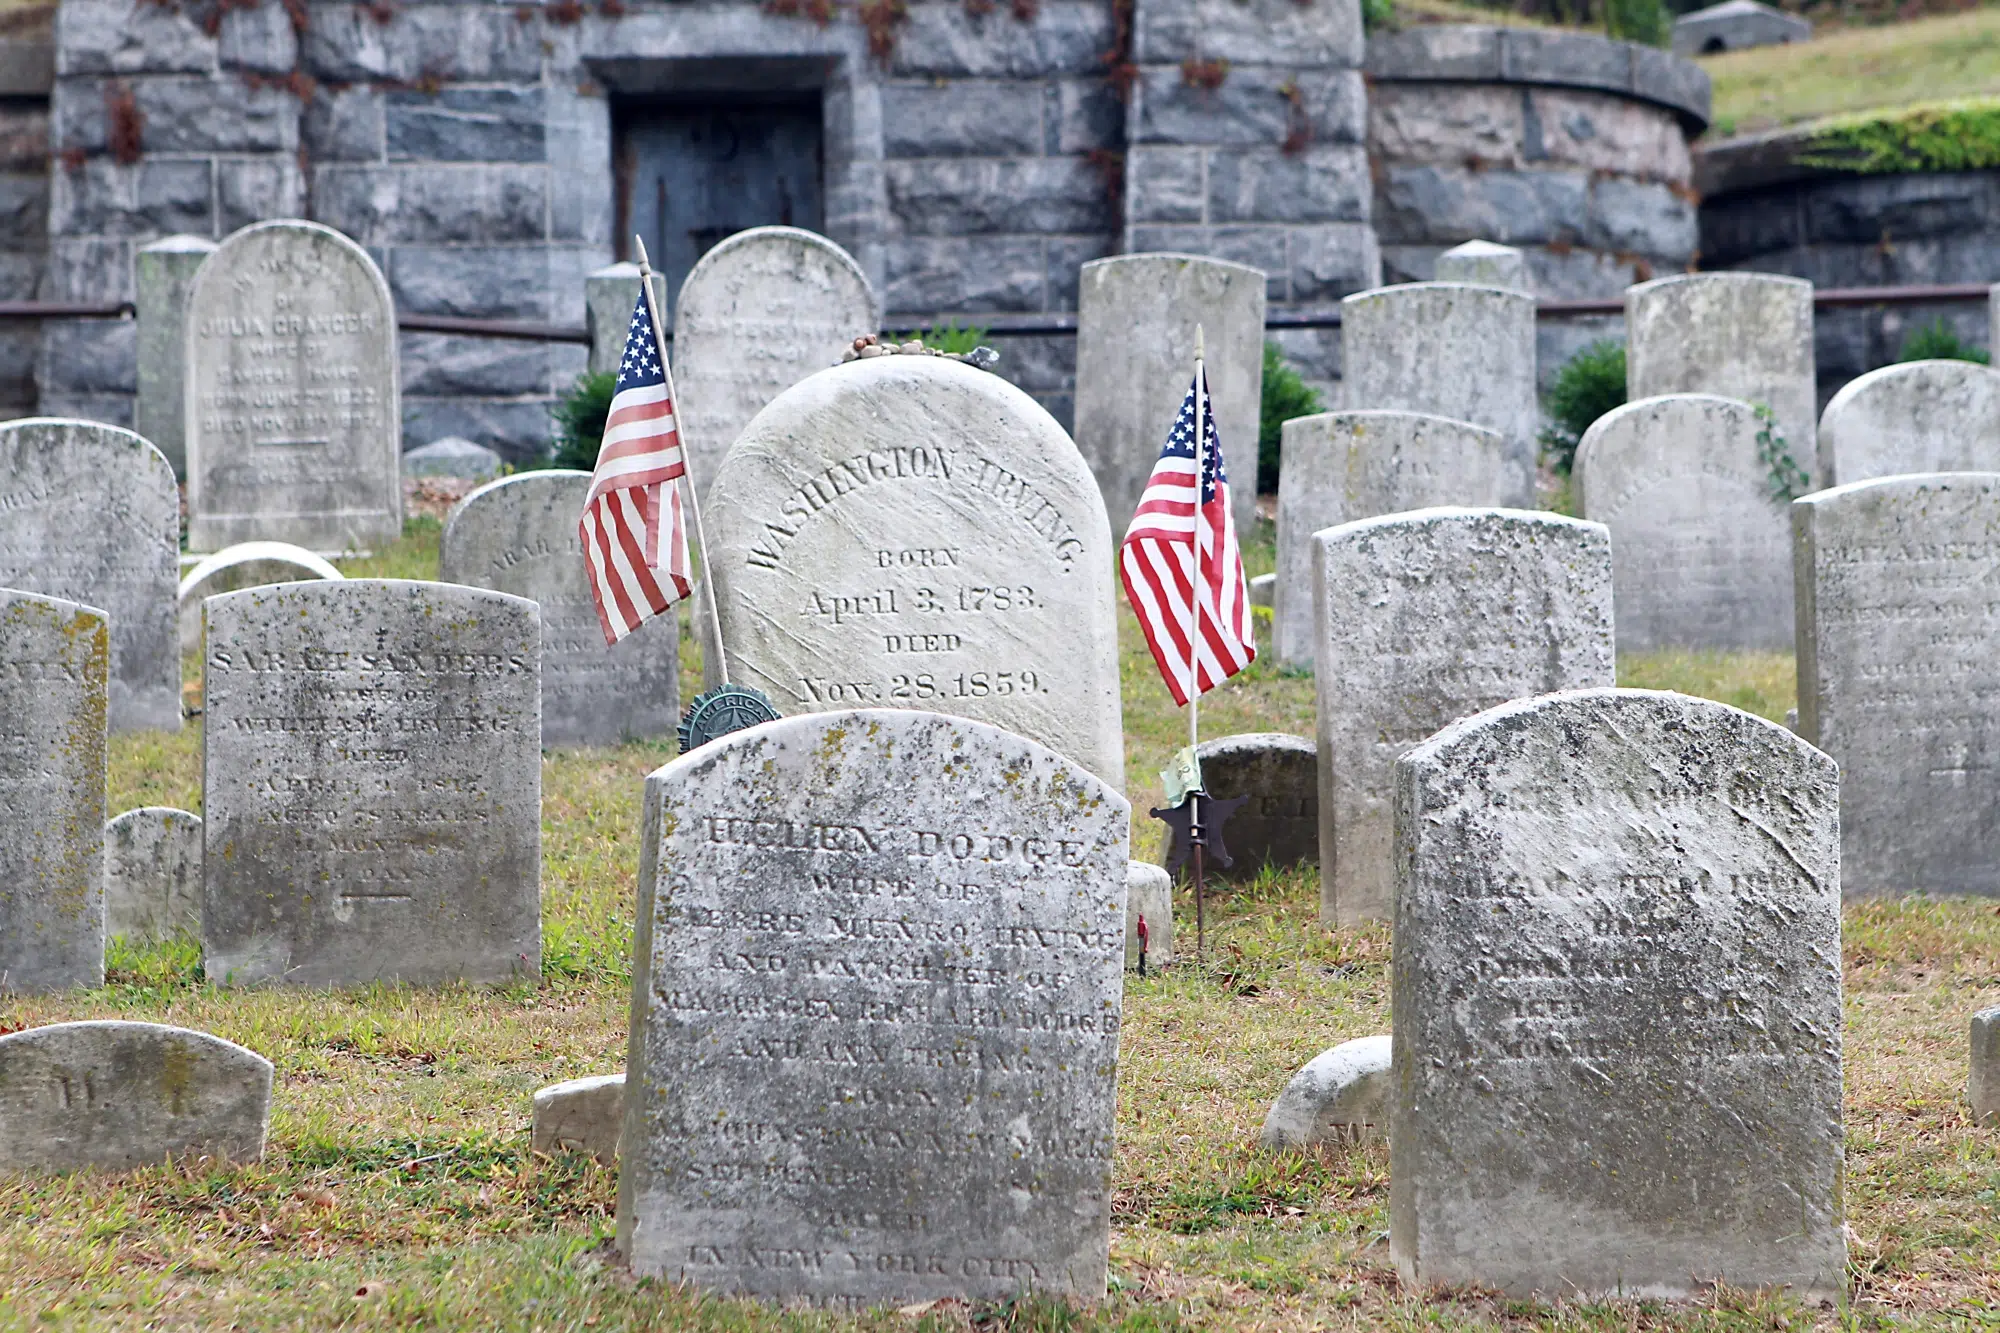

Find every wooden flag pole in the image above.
[634,236,730,685]
[1190,323,1207,962]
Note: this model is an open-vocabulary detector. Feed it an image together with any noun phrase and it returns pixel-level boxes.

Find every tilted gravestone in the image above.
[105,807,203,944]
[1315,508,1614,926]
[1340,283,1538,509]
[177,541,343,652]
[1159,733,1318,880]
[1795,473,2000,897]
[1392,689,1845,1299]
[674,227,880,499]
[1575,393,1791,653]
[1274,409,1509,666]
[440,471,679,747]
[0,589,108,992]
[1074,253,1264,538]
[0,419,180,732]
[202,580,541,986]
[706,355,1124,787]
[185,219,401,553]
[1626,272,1817,484]
[0,1021,272,1169]
[616,710,1128,1306]
[1818,359,2000,486]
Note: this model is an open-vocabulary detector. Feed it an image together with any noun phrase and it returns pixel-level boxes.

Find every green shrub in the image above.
[889,320,989,355]
[1360,0,1394,31]
[1898,316,1991,365]
[1258,342,1323,494]
[1539,340,1627,474]
[549,371,616,472]
[1798,98,2000,175]
[1603,0,1668,47]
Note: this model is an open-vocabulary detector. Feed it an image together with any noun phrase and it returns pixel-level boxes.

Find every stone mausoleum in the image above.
[0,0,1713,460]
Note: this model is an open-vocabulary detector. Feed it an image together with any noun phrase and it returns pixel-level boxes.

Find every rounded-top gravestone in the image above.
[176,542,343,652]
[1158,733,1319,879]
[185,219,401,553]
[105,807,203,944]
[0,418,180,732]
[672,226,880,497]
[705,354,1124,787]
[1818,359,2000,486]
[440,470,680,747]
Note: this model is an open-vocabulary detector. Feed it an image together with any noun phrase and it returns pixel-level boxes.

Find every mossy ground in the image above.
[9,519,1998,1329]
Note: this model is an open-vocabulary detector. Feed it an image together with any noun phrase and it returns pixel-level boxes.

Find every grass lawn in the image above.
[1702,7,2000,137]
[6,518,1998,1329]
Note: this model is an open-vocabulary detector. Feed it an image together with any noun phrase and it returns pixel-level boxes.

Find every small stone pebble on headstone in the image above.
[185,219,401,552]
[1575,393,1790,653]
[1274,409,1509,666]
[1794,473,2000,897]
[1433,239,1530,293]
[1818,360,2000,486]
[616,709,1128,1306]
[135,233,217,478]
[1315,508,1615,926]
[1972,1006,2000,1128]
[440,470,679,746]
[105,807,203,945]
[0,1021,272,1170]
[674,227,880,498]
[1392,688,1845,1300]
[707,355,1124,786]
[0,589,108,992]
[1340,284,1538,508]
[177,542,343,652]
[1260,1034,1392,1149]
[1160,733,1318,879]
[1126,861,1174,972]
[203,579,541,986]
[402,436,504,480]
[0,419,180,731]
[533,1073,624,1164]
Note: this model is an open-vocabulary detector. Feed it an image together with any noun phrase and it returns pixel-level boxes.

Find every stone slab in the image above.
[706,355,1124,787]
[441,470,680,747]
[1160,733,1319,878]
[1819,359,2000,486]
[1260,1034,1391,1148]
[403,435,503,479]
[202,579,541,986]
[177,541,343,652]
[1794,473,2000,897]
[1274,409,1510,666]
[0,1021,272,1169]
[1625,272,1817,485]
[135,233,216,479]
[534,1072,625,1164]
[673,227,880,499]
[1316,508,1615,925]
[1339,283,1539,509]
[586,261,642,378]
[1392,688,1844,1300]
[1074,253,1265,538]
[186,219,402,552]
[0,419,180,732]
[1126,861,1173,971]
[0,589,108,992]
[615,709,1128,1306]
[1973,1006,2000,1128]
[1575,392,1791,652]
[105,807,203,945]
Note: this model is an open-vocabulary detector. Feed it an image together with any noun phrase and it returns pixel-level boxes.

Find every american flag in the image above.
[580,283,693,645]
[1119,366,1255,707]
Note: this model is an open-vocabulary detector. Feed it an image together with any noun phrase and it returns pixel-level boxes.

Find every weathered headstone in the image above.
[202,580,541,986]
[1126,861,1173,972]
[0,589,107,992]
[185,219,401,553]
[1575,393,1791,653]
[586,261,643,377]
[534,1073,625,1164]
[105,807,203,944]
[1159,733,1318,878]
[1626,272,1817,484]
[441,471,680,747]
[0,1021,272,1169]
[135,233,217,479]
[1260,1034,1392,1149]
[177,542,343,652]
[706,355,1124,786]
[1794,473,2000,897]
[1818,359,2000,486]
[1973,1006,2000,1128]
[1315,508,1615,925]
[0,419,179,732]
[1274,410,1510,666]
[616,709,1128,1305]
[1433,239,1529,293]
[675,227,880,498]
[1074,253,1265,537]
[1340,283,1538,508]
[1392,688,1844,1299]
